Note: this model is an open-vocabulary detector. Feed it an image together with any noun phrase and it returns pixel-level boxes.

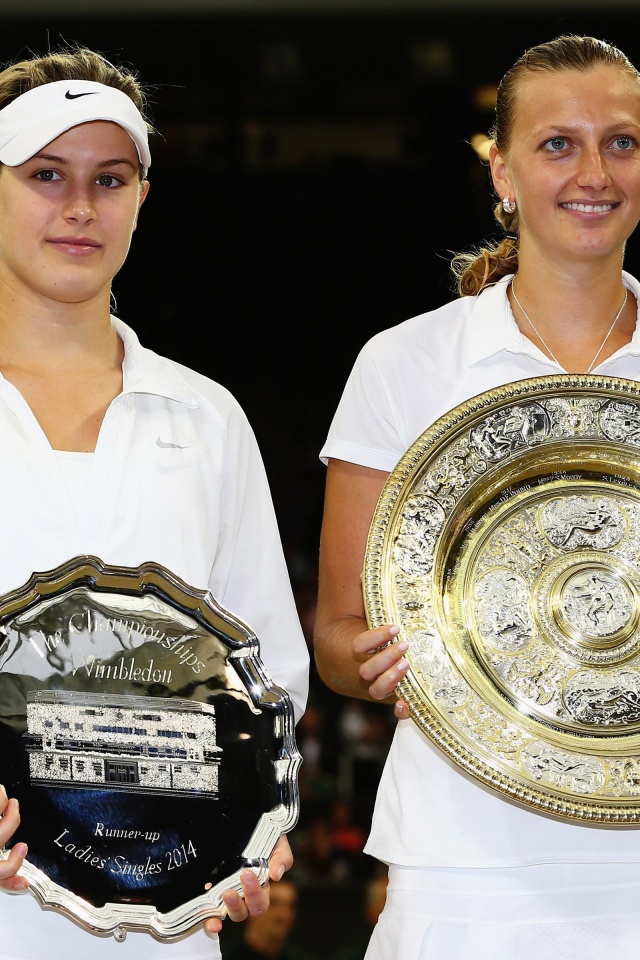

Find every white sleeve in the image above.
[319,335,409,472]
[207,400,309,723]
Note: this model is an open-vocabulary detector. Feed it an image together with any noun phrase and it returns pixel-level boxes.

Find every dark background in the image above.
[3,5,640,954]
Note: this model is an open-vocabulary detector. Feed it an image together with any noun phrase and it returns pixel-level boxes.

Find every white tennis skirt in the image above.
[365,862,640,960]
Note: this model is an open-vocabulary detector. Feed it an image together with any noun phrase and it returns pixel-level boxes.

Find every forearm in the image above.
[314,460,405,704]
[314,615,405,707]
[314,614,373,700]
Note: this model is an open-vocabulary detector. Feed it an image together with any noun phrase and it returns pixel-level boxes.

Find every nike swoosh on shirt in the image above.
[65,91,100,99]
[156,437,190,449]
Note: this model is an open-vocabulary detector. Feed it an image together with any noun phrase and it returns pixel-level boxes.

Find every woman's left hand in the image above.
[203,833,293,936]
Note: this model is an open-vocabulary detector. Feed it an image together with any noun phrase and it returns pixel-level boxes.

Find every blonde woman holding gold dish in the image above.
[314,35,640,960]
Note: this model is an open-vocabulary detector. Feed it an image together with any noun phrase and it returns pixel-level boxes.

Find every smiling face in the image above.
[490,64,640,269]
[0,119,149,308]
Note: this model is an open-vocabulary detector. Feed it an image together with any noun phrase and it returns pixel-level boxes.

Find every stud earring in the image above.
[502,197,517,214]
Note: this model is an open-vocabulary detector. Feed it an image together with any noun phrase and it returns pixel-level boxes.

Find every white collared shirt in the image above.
[322,271,640,473]
[320,271,640,868]
[0,315,307,719]
[1,317,309,960]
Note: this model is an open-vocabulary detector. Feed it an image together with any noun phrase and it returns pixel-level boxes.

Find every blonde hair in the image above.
[451,35,640,297]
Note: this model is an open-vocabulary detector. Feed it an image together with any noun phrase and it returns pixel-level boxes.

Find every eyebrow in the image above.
[30,153,137,170]
[533,120,640,136]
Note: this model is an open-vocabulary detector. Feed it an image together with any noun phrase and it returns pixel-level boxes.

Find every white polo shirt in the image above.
[320,270,640,868]
[1,316,309,960]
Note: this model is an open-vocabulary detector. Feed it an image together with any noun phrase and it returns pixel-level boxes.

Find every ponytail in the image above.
[450,199,518,296]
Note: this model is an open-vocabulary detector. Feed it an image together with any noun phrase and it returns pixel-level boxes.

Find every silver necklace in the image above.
[510,280,628,374]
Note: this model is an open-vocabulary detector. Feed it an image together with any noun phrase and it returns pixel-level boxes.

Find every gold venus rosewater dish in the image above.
[364,375,640,824]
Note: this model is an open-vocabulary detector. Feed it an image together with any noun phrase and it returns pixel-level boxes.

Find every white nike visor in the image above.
[0,79,151,175]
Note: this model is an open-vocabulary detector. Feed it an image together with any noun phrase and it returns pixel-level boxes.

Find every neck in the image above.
[0,280,118,374]
[508,260,635,374]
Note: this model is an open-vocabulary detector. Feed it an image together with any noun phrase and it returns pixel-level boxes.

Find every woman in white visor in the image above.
[0,44,309,960]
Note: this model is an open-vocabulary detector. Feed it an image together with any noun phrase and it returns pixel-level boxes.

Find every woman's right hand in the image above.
[354,624,411,719]
[0,786,28,892]
[314,459,411,719]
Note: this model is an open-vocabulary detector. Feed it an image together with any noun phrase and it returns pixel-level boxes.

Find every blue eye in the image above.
[545,137,568,151]
[612,135,635,150]
[34,169,62,182]
[96,174,121,188]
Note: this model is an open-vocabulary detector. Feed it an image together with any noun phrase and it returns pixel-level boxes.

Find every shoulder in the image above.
[362,296,472,353]
[351,278,513,378]
[168,357,245,415]
[349,294,477,385]
[623,270,640,298]
[150,355,254,440]
[115,317,251,425]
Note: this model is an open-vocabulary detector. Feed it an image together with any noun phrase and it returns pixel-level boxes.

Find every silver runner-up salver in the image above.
[0,556,301,940]
[363,374,640,825]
